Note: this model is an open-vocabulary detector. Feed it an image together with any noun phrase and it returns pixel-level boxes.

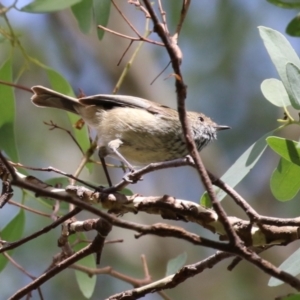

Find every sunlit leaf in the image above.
[261,78,291,107]
[259,26,300,107]
[270,158,300,201]
[267,136,300,166]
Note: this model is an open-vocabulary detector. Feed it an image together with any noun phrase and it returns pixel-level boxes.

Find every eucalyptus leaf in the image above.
[267,0,300,9]
[270,157,300,201]
[165,252,187,276]
[46,68,74,96]
[46,68,92,171]
[286,63,300,109]
[201,131,273,207]
[71,234,97,298]
[0,58,18,161]
[260,78,291,107]
[267,136,300,166]
[280,294,300,300]
[93,0,111,40]
[269,246,300,286]
[0,210,25,271]
[21,0,82,13]
[72,0,93,34]
[286,14,300,37]
[259,26,300,107]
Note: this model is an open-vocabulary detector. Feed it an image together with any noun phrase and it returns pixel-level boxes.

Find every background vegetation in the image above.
[1,0,300,299]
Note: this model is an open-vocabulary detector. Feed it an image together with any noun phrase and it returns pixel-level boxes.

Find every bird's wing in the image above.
[79,94,175,117]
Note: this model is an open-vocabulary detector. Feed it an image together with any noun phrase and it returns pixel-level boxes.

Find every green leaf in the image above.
[270,158,300,201]
[71,234,96,298]
[0,210,25,271]
[46,177,70,187]
[286,63,300,109]
[269,246,300,286]
[267,0,300,9]
[286,15,300,37]
[21,0,82,13]
[0,58,18,161]
[93,0,111,40]
[258,26,300,107]
[46,68,92,171]
[118,188,134,196]
[43,177,71,211]
[201,131,272,207]
[260,78,291,107]
[281,294,300,300]
[165,252,187,276]
[46,68,74,96]
[267,136,300,166]
[0,33,5,43]
[72,0,93,34]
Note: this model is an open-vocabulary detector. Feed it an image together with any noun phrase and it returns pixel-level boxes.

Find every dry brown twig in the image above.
[8,218,112,300]
[70,254,151,287]
[140,0,300,294]
[1,152,300,294]
[98,0,164,48]
[43,120,84,155]
[108,251,233,300]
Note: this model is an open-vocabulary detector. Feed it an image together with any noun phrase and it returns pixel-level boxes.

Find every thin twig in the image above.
[11,162,98,190]
[117,40,134,66]
[108,252,233,299]
[175,0,191,36]
[112,0,143,38]
[128,0,150,17]
[8,218,112,300]
[0,80,32,93]
[113,18,151,94]
[150,61,171,85]
[2,150,300,290]
[157,0,169,35]
[0,208,82,253]
[8,200,52,217]
[141,0,241,248]
[44,121,84,155]
[98,25,164,46]
[3,253,44,299]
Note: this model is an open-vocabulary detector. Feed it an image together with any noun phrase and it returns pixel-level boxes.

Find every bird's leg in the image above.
[107,139,135,172]
[101,140,142,184]
[98,148,112,187]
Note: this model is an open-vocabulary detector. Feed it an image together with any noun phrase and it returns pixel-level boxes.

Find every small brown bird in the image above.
[31,86,230,168]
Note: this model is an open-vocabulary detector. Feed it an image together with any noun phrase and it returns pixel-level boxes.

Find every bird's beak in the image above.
[215,125,231,131]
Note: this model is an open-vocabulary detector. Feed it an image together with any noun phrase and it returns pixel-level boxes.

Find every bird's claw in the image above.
[122,170,143,183]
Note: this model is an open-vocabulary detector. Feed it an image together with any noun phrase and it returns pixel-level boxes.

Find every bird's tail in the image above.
[31,86,83,114]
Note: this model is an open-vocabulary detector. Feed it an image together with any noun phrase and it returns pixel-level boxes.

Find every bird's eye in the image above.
[199,116,204,122]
